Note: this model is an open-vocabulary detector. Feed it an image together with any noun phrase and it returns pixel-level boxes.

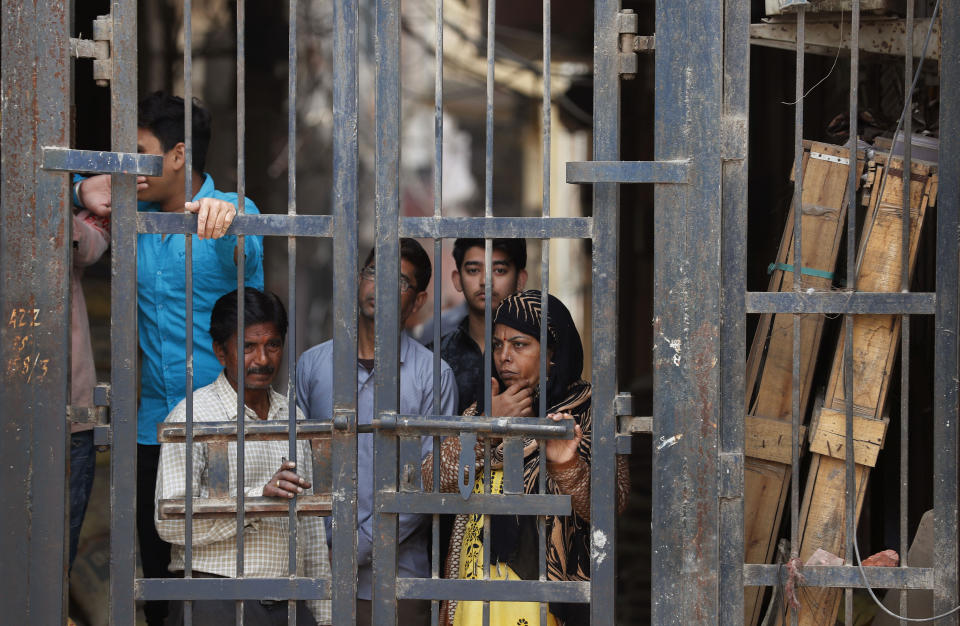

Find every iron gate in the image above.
[2,0,959,624]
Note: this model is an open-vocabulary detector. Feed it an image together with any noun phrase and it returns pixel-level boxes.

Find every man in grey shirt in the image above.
[297,238,457,625]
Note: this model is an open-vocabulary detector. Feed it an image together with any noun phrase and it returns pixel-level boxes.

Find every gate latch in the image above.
[70,14,112,87]
[617,10,654,80]
[66,383,111,448]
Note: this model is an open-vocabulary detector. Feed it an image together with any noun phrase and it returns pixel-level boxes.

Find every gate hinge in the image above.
[719,452,744,499]
[70,14,112,87]
[617,10,654,80]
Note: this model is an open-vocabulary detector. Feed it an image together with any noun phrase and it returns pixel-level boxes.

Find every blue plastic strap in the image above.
[767,262,835,280]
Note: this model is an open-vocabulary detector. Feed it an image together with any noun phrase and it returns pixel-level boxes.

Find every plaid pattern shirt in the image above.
[155,372,331,623]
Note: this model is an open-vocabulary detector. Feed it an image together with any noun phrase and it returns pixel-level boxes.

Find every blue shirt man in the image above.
[75,92,263,626]
[297,239,456,625]
[137,172,263,445]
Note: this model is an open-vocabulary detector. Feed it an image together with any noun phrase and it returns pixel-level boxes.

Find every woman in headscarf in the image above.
[422,290,631,626]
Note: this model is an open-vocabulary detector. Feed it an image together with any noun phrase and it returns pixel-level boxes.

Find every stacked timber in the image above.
[789,152,937,625]
[744,142,864,625]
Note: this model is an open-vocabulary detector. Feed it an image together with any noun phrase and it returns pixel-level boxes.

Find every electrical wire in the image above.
[853,531,960,622]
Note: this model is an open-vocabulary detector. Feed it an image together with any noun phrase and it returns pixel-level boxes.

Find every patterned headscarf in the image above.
[486,289,584,410]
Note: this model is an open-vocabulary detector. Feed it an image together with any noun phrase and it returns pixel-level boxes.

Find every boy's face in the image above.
[137,127,182,206]
[452,246,527,316]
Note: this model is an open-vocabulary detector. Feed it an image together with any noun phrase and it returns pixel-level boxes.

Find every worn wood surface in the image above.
[744,142,861,625]
[791,155,935,626]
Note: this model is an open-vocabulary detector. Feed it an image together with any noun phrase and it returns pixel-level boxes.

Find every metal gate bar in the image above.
[0,0,72,623]
[719,0,750,623]
[651,0,725,621]
[109,0,142,621]
[935,0,959,616]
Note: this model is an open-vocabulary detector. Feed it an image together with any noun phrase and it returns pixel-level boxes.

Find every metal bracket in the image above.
[64,383,112,447]
[42,147,163,176]
[70,14,112,87]
[617,10,639,79]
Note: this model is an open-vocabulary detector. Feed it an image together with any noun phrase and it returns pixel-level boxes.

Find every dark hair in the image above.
[361,238,433,293]
[209,288,288,347]
[452,238,527,272]
[138,91,212,173]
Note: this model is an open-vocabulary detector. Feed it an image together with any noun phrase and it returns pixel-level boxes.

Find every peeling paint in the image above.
[657,433,683,451]
[592,529,609,565]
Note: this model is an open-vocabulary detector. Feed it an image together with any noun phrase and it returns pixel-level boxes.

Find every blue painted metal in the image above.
[935,0,959,617]
[566,159,690,184]
[746,291,937,315]
[652,0,723,622]
[42,147,163,175]
[137,577,332,601]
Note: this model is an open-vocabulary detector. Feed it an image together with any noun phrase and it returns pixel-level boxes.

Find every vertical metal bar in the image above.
[331,0,359,617]
[287,3,299,624]
[718,0,749,621]
[372,0,401,619]
[183,2,196,623]
[789,9,805,626]
[845,3,860,622]
[899,1,914,622]
[431,2,444,624]
[482,4,496,623]
[592,0,622,624]
[538,2,551,624]
[934,0,959,617]
[0,0,71,622]
[235,2,248,624]
[652,0,723,622]
[108,0,139,622]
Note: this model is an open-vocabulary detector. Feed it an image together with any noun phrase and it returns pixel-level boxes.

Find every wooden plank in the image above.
[746,415,808,465]
[743,143,862,626]
[807,408,888,467]
[790,156,935,626]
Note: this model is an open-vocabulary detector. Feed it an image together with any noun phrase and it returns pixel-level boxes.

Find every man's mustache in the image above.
[247,365,275,376]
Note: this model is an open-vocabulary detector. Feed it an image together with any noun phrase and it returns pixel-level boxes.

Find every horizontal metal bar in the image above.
[41,147,162,175]
[378,414,574,438]
[136,577,331,601]
[566,159,690,184]
[743,564,935,589]
[67,405,108,425]
[158,420,332,443]
[157,495,331,519]
[619,415,652,434]
[396,578,591,603]
[378,492,571,516]
[616,415,651,453]
[138,213,334,237]
[746,291,936,314]
[399,216,593,239]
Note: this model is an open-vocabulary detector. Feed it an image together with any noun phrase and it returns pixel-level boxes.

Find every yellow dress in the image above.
[452,470,559,626]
